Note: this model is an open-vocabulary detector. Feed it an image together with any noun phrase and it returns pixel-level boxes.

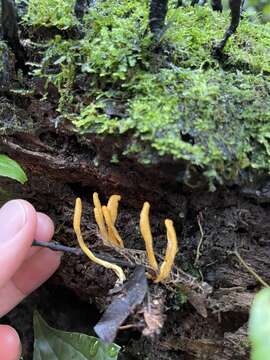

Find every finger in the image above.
[13,247,61,295]
[27,212,55,259]
[0,325,21,360]
[0,248,61,317]
[0,200,37,288]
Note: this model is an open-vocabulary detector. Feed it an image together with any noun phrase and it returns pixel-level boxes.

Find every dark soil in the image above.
[1,107,270,359]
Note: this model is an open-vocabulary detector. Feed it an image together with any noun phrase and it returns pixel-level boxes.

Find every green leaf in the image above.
[0,155,27,184]
[248,288,270,360]
[33,311,120,360]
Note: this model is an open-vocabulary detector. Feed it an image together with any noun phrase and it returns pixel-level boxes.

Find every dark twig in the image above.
[74,0,96,20]
[191,0,222,11]
[191,0,242,52]
[214,0,242,52]
[32,240,82,255]
[149,0,168,36]
[1,0,27,69]
[211,0,223,11]
[74,0,88,19]
[32,240,136,268]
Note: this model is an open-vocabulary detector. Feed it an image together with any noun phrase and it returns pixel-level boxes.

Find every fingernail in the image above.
[0,200,27,244]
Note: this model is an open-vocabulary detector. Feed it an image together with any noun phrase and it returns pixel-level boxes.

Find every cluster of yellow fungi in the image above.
[73,193,178,284]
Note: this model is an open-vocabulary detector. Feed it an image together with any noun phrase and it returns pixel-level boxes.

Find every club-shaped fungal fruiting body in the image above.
[73,197,126,283]
[140,202,178,283]
[73,193,178,284]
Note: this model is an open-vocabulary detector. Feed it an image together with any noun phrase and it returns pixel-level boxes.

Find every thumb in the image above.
[0,325,21,360]
[0,200,37,289]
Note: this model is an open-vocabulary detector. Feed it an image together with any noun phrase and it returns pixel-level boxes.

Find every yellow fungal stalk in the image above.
[140,202,178,282]
[155,219,178,283]
[93,192,109,245]
[93,193,124,248]
[73,193,177,285]
[107,195,121,224]
[102,206,124,248]
[73,198,126,283]
[140,202,159,273]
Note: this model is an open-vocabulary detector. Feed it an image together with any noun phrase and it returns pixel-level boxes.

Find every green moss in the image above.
[24,0,78,29]
[166,6,270,73]
[74,68,270,180]
[25,0,270,184]
[170,288,188,311]
[81,0,151,80]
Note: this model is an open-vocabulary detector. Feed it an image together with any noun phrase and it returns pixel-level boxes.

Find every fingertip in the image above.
[27,212,55,258]
[0,199,37,288]
[0,325,21,360]
[14,200,37,232]
[0,199,36,246]
[36,213,55,242]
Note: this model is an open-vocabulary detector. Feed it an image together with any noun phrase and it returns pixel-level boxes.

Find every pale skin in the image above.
[0,199,61,360]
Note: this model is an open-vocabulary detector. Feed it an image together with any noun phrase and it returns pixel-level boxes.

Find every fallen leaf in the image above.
[33,311,120,360]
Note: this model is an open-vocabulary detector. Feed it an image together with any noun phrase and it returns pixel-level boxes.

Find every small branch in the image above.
[32,240,82,254]
[74,0,89,20]
[32,240,136,268]
[149,0,168,36]
[211,0,223,12]
[232,248,270,288]
[1,0,27,69]
[214,0,242,52]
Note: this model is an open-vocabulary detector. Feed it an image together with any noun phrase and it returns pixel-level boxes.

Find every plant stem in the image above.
[233,248,270,288]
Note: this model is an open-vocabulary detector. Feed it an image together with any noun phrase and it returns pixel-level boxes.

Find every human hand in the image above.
[0,200,62,360]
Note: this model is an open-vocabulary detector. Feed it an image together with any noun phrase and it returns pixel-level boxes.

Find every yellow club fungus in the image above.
[155,219,178,283]
[73,193,177,285]
[93,193,124,248]
[140,202,159,273]
[107,195,121,224]
[73,198,126,283]
[102,205,124,248]
[93,192,109,245]
[140,202,178,283]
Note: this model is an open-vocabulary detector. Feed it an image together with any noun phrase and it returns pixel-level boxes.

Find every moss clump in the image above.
[166,6,270,73]
[74,68,270,181]
[25,0,270,184]
[81,0,151,81]
[24,0,78,29]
